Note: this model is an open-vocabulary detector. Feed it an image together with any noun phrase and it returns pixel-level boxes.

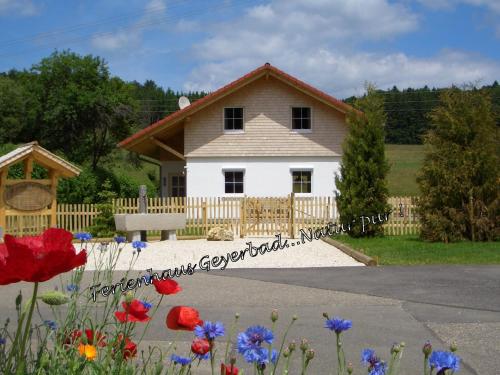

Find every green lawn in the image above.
[386,144,425,196]
[336,235,500,265]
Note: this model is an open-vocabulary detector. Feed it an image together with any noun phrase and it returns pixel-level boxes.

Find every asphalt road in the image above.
[0,266,499,374]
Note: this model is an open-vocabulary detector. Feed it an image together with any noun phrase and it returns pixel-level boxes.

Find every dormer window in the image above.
[292,107,311,131]
[224,107,244,131]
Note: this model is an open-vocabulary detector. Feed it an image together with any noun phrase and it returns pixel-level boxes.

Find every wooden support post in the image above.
[240,195,246,238]
[289,193,295,239]
[24,157,33,180]
[49,170,58,228]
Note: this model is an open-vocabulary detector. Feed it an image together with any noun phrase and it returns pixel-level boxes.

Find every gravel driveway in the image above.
[83,236,363,271]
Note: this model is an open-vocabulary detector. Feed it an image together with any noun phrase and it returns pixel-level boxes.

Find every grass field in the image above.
[336,235,500,265]
[385,144,425,196]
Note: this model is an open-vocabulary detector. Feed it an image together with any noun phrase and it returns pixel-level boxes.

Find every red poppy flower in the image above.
[221,363,239,375]
[191,338,210,355]
[166,306,202,331]
[152,278,182,295]
[65,329,106,347]
[114,334,137,360]
[0,228,87,285]
[115,299,151,323]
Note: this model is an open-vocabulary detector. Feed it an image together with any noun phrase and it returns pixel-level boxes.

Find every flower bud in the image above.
[40,291,70,306]
[292,315,298,321]
[124,292,134,304]
[422,341,432,356]
[347,362,354,374]
[391,343,401,354]
[305,349,315,361]
[288,340,296,352]
[271,309,279,322]
[283,348,290,358]
[322,312,329,319]
[235,313,240,319]
[300,338,309,352]
[450,341,458,353]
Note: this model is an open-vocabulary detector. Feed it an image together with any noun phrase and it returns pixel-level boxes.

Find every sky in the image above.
[0,0,499,98]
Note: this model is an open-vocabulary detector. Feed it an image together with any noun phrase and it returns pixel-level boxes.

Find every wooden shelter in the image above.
[0,142,81,236]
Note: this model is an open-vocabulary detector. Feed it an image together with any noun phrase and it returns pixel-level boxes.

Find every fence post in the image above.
[202,200,208,236]
[240,195,246,238]
[289,193,295,238]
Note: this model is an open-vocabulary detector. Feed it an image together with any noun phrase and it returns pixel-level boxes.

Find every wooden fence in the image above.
[3,196,420,237]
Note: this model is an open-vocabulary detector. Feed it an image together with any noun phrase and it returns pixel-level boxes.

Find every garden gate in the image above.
[240,195,293,237]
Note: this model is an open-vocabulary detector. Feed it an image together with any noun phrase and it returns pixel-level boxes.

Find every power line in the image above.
[0,0,256,59]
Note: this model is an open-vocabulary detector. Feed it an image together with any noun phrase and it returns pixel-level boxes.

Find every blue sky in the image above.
[0,0,499,98]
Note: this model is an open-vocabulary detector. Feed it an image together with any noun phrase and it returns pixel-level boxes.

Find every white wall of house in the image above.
[160,161,185,197]
[184,156,341,197]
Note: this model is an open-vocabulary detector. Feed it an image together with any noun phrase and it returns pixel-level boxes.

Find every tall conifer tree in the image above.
[335,85,390,237]
[417,88,499,242]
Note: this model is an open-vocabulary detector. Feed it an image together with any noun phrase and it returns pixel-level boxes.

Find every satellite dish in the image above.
[178,96,190,109]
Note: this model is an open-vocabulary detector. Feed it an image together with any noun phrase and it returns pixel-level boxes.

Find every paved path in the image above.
[1,266,499,374]
[82,237,363,270]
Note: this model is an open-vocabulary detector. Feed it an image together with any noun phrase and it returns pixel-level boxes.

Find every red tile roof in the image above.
[118,63,357,148]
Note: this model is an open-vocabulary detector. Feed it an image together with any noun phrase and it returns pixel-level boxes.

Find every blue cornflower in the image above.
[361,349,378,366]
[0,337,6,345]
[44,320,58,331]
[194,321,225,340]
[141,300,153,310]
[429,351,460,373]
[132,241,147,249]
[369,361,388,375]
[237,326,274,364]
[66,284,79,293]
[361,349,387,375]
[171,354,192,366]
[74,232,92,241]
[325,317,352,334]
[114,236,126,244]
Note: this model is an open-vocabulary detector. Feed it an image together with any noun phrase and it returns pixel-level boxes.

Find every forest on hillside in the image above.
[0,51,498,202]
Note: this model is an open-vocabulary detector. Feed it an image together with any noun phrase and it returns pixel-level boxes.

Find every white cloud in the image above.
[0,0,38,16]
[417,0,500,13]
[184,0,500,97]
[185,49,500,97]
[91,0,167,51]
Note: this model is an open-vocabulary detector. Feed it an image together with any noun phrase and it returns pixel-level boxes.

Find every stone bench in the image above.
[114,213,186,242]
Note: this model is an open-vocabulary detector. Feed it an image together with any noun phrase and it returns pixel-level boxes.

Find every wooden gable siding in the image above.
[184,76,348,157]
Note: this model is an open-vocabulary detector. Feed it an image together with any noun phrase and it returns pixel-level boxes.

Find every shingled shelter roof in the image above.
[0,142,81,178]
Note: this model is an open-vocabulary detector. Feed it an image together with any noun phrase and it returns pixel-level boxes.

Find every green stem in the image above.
[18,282,38,366]
[336,333,344,375]
[138,294,164,344]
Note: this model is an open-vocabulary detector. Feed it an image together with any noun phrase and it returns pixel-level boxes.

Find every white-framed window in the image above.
[292,170,312,193]
[291,107,311,131]
[223,107,244,131]
[224,170,244,194]
[169,174,186,197]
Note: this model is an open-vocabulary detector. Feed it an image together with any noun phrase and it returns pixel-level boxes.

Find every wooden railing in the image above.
[3,196,420,237]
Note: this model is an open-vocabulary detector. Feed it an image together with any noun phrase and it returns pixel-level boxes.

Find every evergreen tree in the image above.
[335,85,391,237]
[417,88,500,242]
[88,180,117,238]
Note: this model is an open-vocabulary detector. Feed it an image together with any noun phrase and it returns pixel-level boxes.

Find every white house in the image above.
[119,63,356,198]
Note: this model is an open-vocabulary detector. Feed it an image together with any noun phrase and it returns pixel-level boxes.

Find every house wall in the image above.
[184,76,348,157]
[185,156,341,197]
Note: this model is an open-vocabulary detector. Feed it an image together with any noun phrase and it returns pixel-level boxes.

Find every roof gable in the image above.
[0,142,81,178]
[119,63,357,149]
